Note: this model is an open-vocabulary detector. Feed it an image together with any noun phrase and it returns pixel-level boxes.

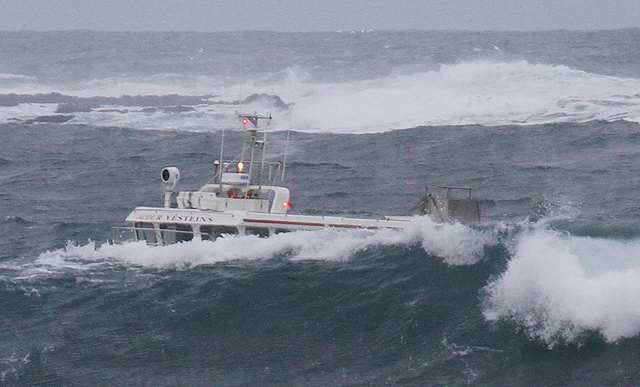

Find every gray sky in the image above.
[3,0,640,32]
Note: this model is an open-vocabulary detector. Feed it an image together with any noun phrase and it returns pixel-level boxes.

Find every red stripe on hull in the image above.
[242,218,399,230]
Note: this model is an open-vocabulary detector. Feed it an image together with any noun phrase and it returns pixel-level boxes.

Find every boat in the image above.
[119,113,480,245]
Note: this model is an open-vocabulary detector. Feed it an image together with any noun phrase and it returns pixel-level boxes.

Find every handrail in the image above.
[426,185,473,199]
[213,159,284,185]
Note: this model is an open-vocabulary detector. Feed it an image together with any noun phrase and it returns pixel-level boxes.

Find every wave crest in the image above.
[484,227,640,345]
[2,61,640,132]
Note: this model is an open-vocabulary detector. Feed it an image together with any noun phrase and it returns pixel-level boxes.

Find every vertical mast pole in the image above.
[281,129,290,183]
[260,130,267,185]
[247,129,256,188]
[219,128,225,183]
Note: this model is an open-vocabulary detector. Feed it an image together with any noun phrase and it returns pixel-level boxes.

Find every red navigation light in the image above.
[241,117,249,125]
[282,201,290,209]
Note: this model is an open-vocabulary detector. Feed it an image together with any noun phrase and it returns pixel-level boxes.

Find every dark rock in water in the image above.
[24,115,75,124]
[55,102,93,113]
[0,93,21,107]
[242,93,292,110]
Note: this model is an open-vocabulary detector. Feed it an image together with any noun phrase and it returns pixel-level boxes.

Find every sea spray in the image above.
[22,217,496,274]
[3,61,640,132]
[484,226,640,345]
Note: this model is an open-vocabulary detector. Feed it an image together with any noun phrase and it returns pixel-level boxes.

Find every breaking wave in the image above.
[2,61,640,132]
[19,217,495,273]
[16,210,640,347]
[484,226,640,345]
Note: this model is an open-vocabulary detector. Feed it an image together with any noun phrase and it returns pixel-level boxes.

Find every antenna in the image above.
[281,129,290,183]
[280,72,298,183]
[280,103,295,183]
[218,128,225,183]
[237,112,271,186]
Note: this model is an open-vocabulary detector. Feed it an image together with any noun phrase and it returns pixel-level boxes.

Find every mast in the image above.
[237,112,271,185]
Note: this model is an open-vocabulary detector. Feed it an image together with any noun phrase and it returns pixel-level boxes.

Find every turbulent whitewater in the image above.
[2,29,640,386]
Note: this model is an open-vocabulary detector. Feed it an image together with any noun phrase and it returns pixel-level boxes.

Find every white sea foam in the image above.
[3,61,640,132]
[21,217,493,275]
[288,61,640,132]
[0,103,59,123]
[484,227,640,345]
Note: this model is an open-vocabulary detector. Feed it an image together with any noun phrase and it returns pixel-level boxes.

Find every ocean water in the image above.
[2,29,640,385]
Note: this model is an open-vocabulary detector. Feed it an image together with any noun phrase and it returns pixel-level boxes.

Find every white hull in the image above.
[125,206,411,245]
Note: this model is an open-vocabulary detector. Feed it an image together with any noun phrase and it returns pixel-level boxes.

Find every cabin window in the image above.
[134,222,157,244]
[274,228,291,235]
[159,223,193,244]
[245,227,270,238]
[200,225,238,240]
